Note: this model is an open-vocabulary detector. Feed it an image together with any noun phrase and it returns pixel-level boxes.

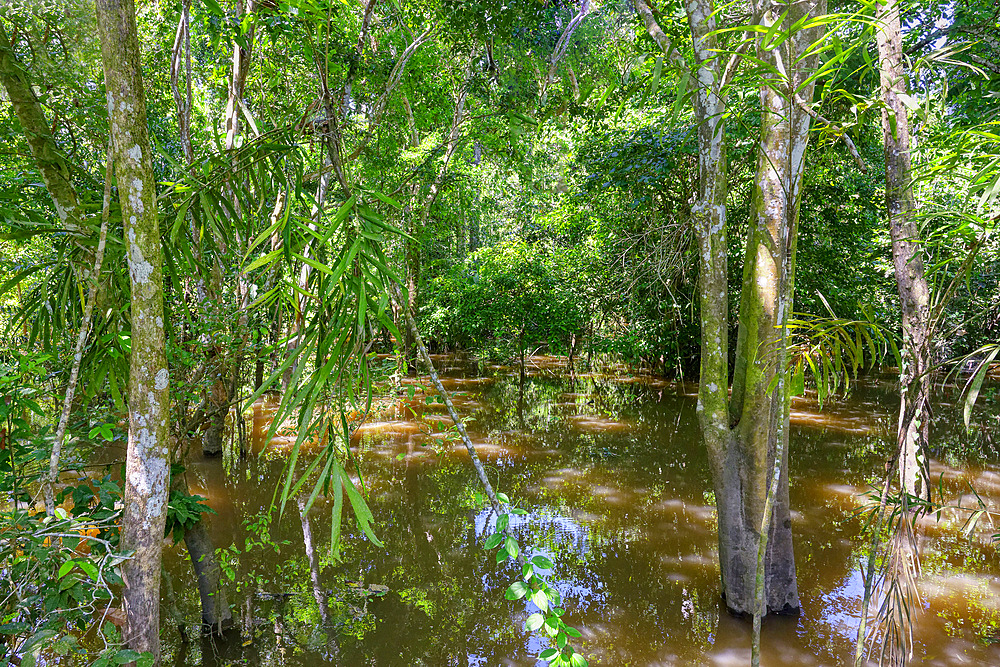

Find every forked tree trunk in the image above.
[876,0,931,499]
[719,0,825,616]
[95,0,171,660]
[646,0,822,618]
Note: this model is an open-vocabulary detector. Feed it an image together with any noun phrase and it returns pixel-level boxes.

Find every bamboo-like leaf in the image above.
[963,346,999,430]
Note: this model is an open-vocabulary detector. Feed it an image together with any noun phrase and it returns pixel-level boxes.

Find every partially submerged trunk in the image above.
[877,0,931,499]
[96,0,171,659]
[637,0,822,618]
[170,472,233,633]
[719,0,825,616]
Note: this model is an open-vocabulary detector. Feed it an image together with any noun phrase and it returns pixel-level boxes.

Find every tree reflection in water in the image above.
[163,356,1000,666]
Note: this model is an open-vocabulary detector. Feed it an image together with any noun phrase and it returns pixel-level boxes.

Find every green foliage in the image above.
[482,495,589,667]
[0,506,138,667]
[423,239,586,359]
[164,488,216,543]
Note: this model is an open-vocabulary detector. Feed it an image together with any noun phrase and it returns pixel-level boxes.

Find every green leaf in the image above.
[964,347,1000,430]
[114,650,141,665]
[484,533,503,549]
[77,559,99,582]
[790,366,805,397]
[506,581,529,600]
[525,612,545,631]
[539,648,558,661]
[58,561,74,579]
[504,535,519,560]
[531,555,554,569]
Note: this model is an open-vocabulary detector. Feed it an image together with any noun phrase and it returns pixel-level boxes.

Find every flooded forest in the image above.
[2,0,1000,666]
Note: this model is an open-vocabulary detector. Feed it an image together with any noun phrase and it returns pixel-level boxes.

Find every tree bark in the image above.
[637,0,821,618]
[0,22,85,237]
[877,0,931,499]
[95,0,172,661]
[723,0,825,617]
[404,58,473,372]
[224,0,257,151]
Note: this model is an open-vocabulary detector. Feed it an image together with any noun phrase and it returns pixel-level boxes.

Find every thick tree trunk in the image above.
[877,0,931,498]
[95,0,171,661]
[660,0,821,619]
[724,0,825,617]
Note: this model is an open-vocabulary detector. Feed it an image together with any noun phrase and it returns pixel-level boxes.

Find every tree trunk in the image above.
[95,0,171,660]
[655,0,821,619]
[724,0,825,617]
[404,59,474,374]
[877,0,931,499]
[224,0,257,150]
[203,0,259,452]
[404,227,420,375]
[0,23,86,240]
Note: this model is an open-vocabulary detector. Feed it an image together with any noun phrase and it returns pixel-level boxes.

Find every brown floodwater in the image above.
[162,355,1000,666]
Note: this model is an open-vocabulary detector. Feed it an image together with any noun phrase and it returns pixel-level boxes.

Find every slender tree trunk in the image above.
[0,22,85,238]
[95,0,171,661]
[404,59,473,373]
[203,0,259,454]
[877,0,931,499]
[43,146,113,514]
[224,0,257,150]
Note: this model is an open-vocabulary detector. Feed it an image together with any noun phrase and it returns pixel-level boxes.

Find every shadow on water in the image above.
[163,355,1000,666]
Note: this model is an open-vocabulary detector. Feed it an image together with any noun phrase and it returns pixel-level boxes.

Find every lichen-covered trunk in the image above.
[682,0,763,616]
[728,0,825,617]
[95,0,171,660]
[877,0,931,499]
[680,0,824,619]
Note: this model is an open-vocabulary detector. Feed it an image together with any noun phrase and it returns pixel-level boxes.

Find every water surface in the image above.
[163,356,1000,666]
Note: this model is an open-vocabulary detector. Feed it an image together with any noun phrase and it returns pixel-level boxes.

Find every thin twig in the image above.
[43,142,113,515]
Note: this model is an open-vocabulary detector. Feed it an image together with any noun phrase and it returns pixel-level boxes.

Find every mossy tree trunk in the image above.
[0,22,85,240]
[95,0,171,661]
[639,0,824,618]
[722,0,825,617]
[877,0,931,498]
